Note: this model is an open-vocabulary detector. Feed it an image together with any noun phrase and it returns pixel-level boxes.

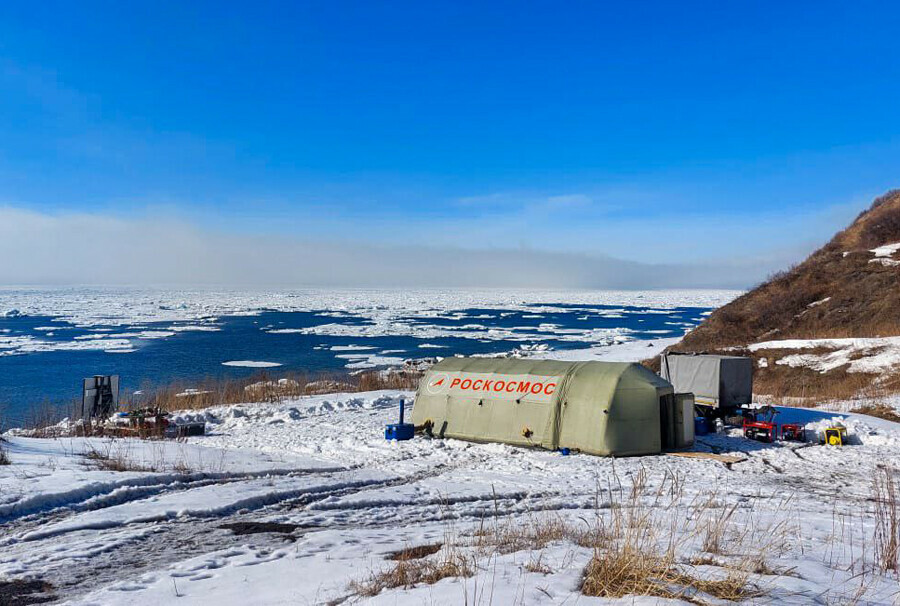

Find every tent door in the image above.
[659,394,676,450]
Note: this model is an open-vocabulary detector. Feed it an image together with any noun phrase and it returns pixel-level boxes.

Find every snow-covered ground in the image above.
[2,340,899,605]
[868,241,900,267]
[750,336,900,376]
[535,335,679,362]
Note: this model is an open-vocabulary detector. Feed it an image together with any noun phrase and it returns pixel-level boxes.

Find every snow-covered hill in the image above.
[663,189,900,400]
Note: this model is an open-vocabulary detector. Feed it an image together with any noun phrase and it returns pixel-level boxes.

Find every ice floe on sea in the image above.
[0,287,739,328]
[0,288,737,360]
[0,335,135,357]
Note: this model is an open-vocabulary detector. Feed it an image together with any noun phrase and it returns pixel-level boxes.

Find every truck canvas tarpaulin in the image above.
[412,357,688,456]
[659,353,752,410]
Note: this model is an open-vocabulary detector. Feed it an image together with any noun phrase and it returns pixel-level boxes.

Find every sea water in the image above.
[0,289,727,425]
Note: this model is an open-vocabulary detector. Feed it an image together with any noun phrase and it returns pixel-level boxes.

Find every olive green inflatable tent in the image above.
[411,357,692,456]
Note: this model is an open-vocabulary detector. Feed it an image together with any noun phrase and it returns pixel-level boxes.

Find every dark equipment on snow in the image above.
[385,398,415,441]
[81,375,119,419]
[106,409,206,439]
[693,416,709,436]
[110,408,169,438]
[172,422,206,438]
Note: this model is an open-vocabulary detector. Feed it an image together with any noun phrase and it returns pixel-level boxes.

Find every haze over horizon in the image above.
[2,2,899,288]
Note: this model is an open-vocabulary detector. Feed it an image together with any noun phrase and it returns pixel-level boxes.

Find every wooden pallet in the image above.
[666,451,746,465]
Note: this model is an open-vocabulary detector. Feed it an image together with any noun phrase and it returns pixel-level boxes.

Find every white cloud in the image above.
[0,206,786,288]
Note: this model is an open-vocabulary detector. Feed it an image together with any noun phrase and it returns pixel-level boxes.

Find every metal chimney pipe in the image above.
[399,398,405,425]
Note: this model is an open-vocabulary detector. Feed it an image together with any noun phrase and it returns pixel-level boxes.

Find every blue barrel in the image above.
[694,417,709,436]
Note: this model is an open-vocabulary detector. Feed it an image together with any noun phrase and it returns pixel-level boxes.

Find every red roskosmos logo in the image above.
[424,373,558,398]
[426,373,449,395]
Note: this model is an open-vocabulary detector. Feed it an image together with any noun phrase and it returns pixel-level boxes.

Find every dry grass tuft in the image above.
[873,466,900,572]
[581,502,766,604]
[82,444,154,472]
[582,550,761,603]
[581,545,667,598]
[469,470,774,604]
[17,401,75,438]
[349,548,472,597]
[471,513,586,555]
[699,503,738,555]
[80,440,196,474]
[523,554,552,574]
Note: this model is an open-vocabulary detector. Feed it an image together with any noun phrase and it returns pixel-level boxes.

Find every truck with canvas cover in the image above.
[411,357,693,457]
[659,353,752,416]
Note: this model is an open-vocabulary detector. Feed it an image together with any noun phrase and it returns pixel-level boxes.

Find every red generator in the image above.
[742,406,779,443]
[781,423,805,442]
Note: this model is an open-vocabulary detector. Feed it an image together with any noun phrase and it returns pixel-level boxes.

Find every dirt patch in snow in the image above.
[751,358,878,402]
[0,580,56,605]
[219,521,300,535]
[851,405,900,423]
[386,543,443,561]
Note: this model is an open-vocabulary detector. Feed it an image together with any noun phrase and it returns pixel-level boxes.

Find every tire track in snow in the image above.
[0,466,349,527]
[296,492,597,531]
[18,474,391,542]
[2,445,577,601]
[0,462,464,602]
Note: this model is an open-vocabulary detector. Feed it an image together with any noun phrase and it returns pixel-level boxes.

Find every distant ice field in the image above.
[0,288,738,422]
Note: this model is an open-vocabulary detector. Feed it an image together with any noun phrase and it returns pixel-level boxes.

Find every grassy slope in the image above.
[652,190,900,399]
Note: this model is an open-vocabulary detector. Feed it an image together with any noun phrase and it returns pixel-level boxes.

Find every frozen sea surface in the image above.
[0,288,738,423]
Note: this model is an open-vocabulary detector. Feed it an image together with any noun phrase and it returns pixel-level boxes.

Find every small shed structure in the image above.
[411,357,692,456]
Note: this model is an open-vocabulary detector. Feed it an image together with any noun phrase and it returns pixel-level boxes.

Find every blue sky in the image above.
[1,1,899,286]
